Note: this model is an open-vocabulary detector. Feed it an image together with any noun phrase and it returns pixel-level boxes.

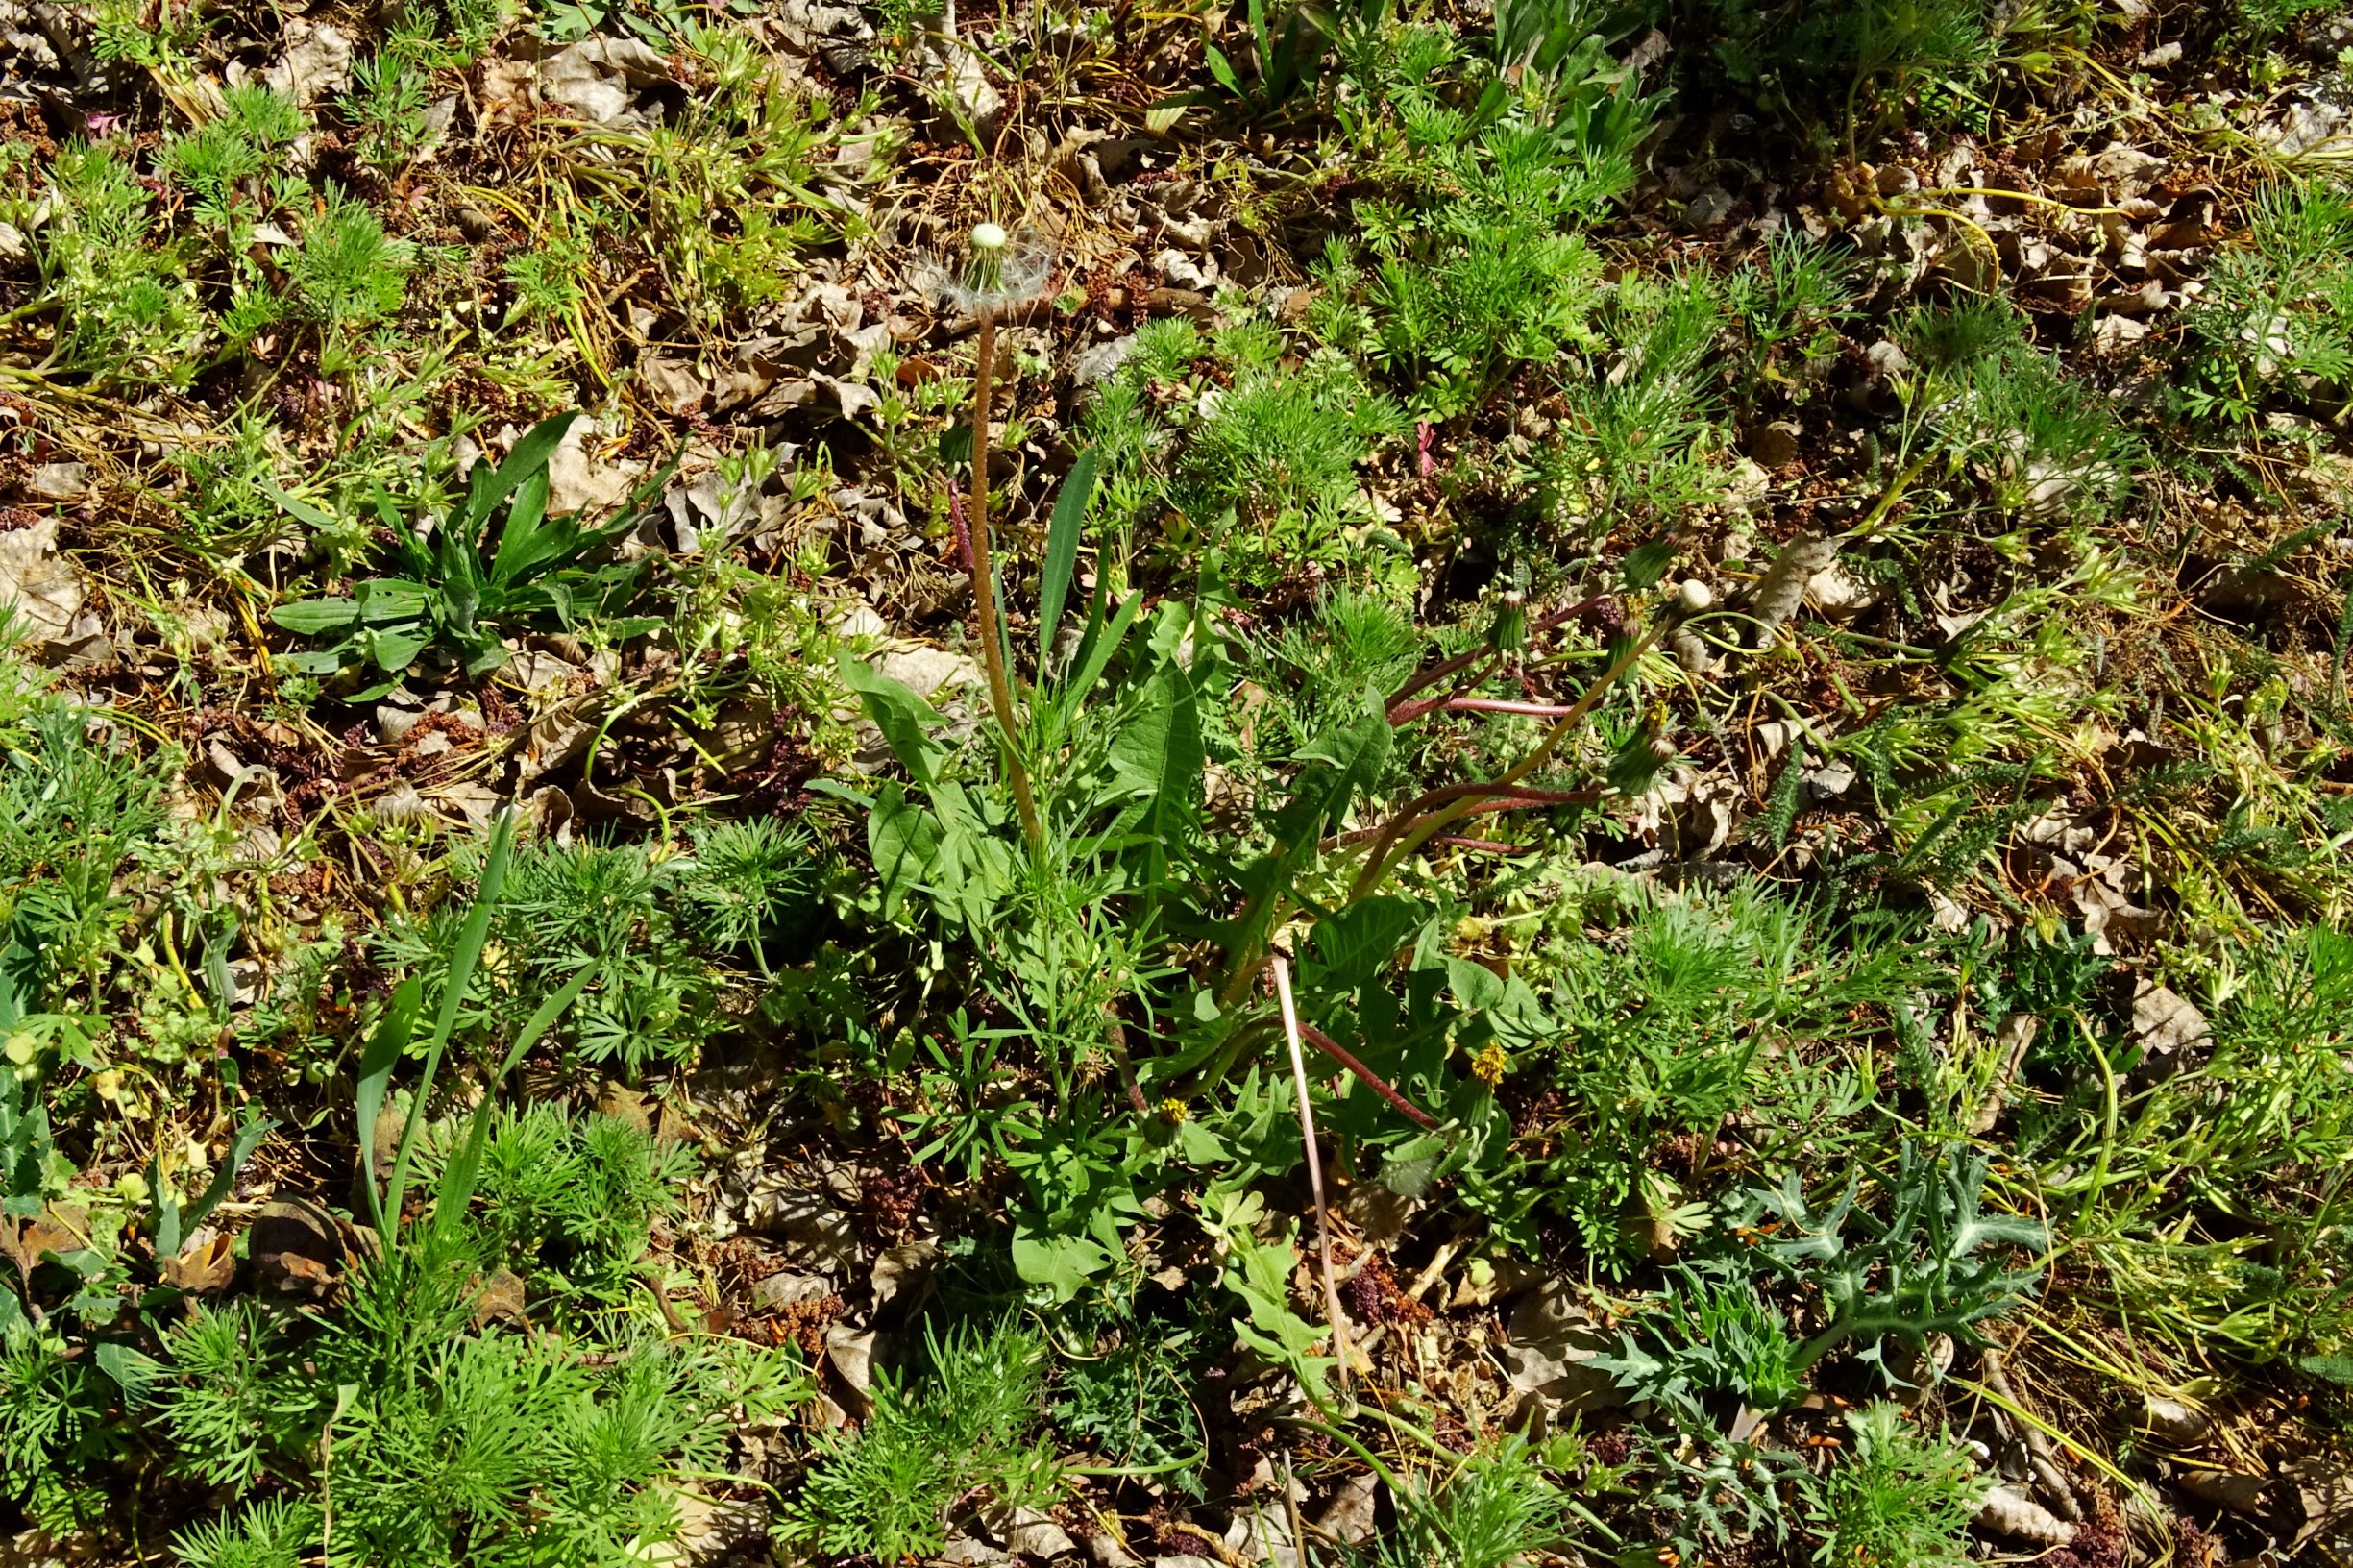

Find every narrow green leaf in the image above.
[494,966,593,1080]
[381,809,519,1232]
[477,411,582,533]
[1038,448,1100,666]
[1064,589,1145,710]
[489,470,561,586]
[355,977,421,1233]
[176,1115,275,1244]
[258,482,342,532]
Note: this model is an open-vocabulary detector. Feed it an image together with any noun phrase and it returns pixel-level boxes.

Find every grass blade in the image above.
[355,977,421,1233]
[1037,448,1099,667]
[380,808,520,1233]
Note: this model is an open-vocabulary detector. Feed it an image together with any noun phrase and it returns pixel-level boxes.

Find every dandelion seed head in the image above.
[926,221,1051,317]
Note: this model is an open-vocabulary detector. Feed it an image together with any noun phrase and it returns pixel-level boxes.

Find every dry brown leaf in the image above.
[160,1228,237,1293]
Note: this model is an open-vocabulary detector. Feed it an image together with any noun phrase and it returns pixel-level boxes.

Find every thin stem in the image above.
[1383,595,1603,721]
[1348,623,1664,900]
[1298,1020,1441,1130]
[965,308,1042,845]
[1435,697,1585,717]
[1273,952,1353,1403]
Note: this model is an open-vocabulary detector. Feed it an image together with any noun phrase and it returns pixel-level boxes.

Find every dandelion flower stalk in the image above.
[961,223,1042,845]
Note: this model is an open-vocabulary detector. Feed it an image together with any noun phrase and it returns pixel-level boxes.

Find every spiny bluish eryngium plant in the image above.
[1807,1403,1987,1567]
[1727,1140,2047,1376]
[1047,1286,1213,1498]
[781,1319,1058,1558]
[2179,180,2353,429]
[375,835,721,1073]
[1631,1428,1823,1564]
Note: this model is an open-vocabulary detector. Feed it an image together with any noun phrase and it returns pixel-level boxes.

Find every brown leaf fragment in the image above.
[2178,1470,2267,1515]
[160,1228,237,1294]
[471,1267,529,1328]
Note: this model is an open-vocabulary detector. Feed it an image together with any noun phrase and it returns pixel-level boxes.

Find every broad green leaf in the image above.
[93,1342,167,1409]
[352,577,433,624]
[270,598,361,634]
[363,626,428,674]
[1109,660,1204,799]
[868,783,944,921]
[1011,1226,1114,1303]
[1204,42,1241,94]
[1111,660,1204,886]
[1445,955,1507,1013]
[1277,690,1393,848]
[459,637,510,678]
[839,654,948,786]
[279,649,349,675]
[1310,895,1423,992]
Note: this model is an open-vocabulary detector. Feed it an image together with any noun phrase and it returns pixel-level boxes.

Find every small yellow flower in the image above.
[91,1069,123,1102]
[1471,1041,1507,1088]
[1158,1097,1189,1124]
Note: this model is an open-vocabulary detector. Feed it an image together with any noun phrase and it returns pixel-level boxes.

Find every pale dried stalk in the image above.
[1271,951,1352,1402]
